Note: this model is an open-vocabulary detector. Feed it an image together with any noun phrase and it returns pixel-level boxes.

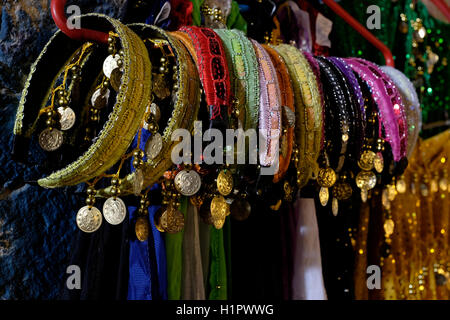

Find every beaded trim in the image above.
[214,29,260,130]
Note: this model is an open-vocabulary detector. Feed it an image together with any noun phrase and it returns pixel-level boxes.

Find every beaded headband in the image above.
[214,29,260,131]
[251,40,282,168]
[14,14,152,188]
[380,66,421,159]
[272,44,322,188]
[345,58,407,162]
[263,44,295,182]
[179,26,232,134]
[98,24,201,197]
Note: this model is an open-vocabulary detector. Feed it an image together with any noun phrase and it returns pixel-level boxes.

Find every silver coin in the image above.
[102,54,120,78]
[103,197,127,225]
[132,169,144,196]
[57,107,76,131]
[91,88,110,109]
[174,170,202,196]
[39,128,63,151]
[144,132,163,160]
[76,206,102,233]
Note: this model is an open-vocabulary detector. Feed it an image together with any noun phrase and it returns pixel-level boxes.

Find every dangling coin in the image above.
[132,169,144,196]
[145,132,163,160]
[135,216,150,241]
[57,107,76,131]
[102,197,127,225]
[153,73,171,99]
[387,183,397,201]
[317,167,337,188]
[213,217,226,229]
[332,198,339,216]
[384,219,395,236]
[161,206,185,234]
[355,170,377,190]
[153,207,165,233]
[91,88,110,109]
[319,187,329,206]
[174,170,201,196]
[149,102,161,122]
[110,68,122,91]
[103,54,120,78]
[396,177,406,194]
[230,199,251,221]
[210,195,228,222]
[358,150,376,171]
[374,153,384,173]
[39,128,63,151]
[217,170,233,196]
[332,181,353,200]
[76,206,102,233]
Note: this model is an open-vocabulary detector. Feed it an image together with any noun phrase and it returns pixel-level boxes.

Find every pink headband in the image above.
[344,58,406,161]
[251,39,282,167]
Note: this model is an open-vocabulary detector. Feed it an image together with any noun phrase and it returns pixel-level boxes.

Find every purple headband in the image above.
[328,57,365,120]
[344,58,406,161]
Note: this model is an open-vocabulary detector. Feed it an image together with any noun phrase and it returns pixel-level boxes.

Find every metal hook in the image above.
[51,0,110,44]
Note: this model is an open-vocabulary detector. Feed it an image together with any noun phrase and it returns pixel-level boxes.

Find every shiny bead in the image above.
[110,188,118,196]
[87,187,95,195]
[86,197,95,206]
[111,178,119,186]
[116,59,123,67]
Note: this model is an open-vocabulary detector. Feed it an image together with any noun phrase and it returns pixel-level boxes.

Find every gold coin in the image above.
[374,153,384,173]
[153,207,165,233]
[396,177,406,194]
[384,219,395,236]
[332,182,353,200]
[358,150,376,171]
[135,216,150,241]
[355,170,377,190]
[210,195,228,222]
[217,170,233,196]
[230,199,251,221]
[439,177,448,191]
[39,128,63,152]
[317,167,337,188]
[213,217,226,229]
[387,184,397,201]
[319,187,329,206]
[161,206,184,234]
[110,68,122,91]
